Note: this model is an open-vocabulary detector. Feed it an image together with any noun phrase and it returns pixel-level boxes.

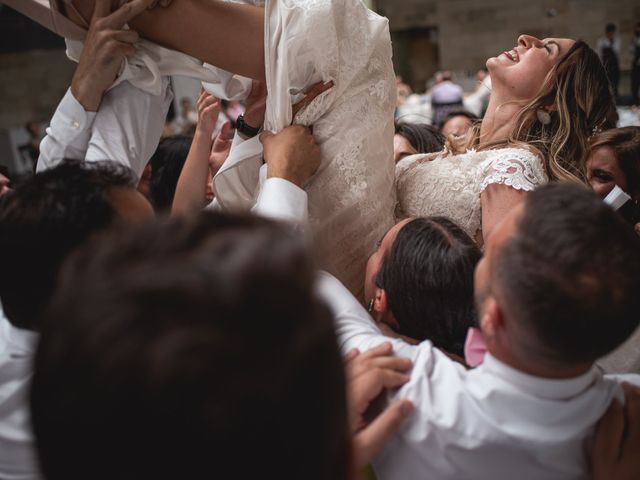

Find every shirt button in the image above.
[72,121,80,129]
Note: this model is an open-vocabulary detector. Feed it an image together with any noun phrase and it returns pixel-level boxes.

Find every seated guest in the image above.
[365,216,481,360]
[393,122,444,163]
[0,160,153,480]
[438,109,478,138]
[30,211,407,480]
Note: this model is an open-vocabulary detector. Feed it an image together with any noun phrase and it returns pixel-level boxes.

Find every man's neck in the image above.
[488,346,592,379]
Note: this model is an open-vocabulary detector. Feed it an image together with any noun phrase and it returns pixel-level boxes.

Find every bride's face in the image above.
[486,35,575,101]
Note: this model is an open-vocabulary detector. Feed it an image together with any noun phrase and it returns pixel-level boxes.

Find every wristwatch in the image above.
[236,114,261,138]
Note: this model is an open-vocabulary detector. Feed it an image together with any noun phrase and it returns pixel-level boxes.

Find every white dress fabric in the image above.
[395,147,548,239]
[214,0,397,297]
[61,0,397,296]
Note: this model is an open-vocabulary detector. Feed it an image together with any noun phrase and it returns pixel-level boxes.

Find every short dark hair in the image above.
[395,121,445,154]
[149,135,193,211]
[438,109,478,132]
[0,160,137,330]
[31,212,349,480]
[376,217,481,357]
[493,183,640,365]
[605,23,616,33]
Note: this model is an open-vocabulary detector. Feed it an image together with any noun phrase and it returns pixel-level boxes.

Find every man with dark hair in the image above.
[30,212,349,480]
[0,160,153,479]
[333,183,640,479]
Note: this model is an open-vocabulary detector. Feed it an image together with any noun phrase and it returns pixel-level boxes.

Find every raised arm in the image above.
[71,0,265,80]
[479,150,548,243]
[38,0,144,171]
[480,184,527,242]
[39,0,172,179]
[172,91,225,216]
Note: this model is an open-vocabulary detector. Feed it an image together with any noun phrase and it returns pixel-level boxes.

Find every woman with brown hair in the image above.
[396,35,618,245]
[587,126,640,233]
[12,2,618,292]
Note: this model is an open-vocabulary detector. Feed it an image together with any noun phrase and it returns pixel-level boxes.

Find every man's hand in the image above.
[346,343,414,467]
[592,383,640,480]
[291,81,334,119]
[70,0,155,111]
[196,89,221,139]
[209,121,233,176]
[260,125,321,188]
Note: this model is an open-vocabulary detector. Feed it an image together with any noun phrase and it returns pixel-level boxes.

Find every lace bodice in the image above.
[395,147,548,239]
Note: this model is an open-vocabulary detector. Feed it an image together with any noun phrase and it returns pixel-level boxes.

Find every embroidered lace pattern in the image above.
[395,147,548,239]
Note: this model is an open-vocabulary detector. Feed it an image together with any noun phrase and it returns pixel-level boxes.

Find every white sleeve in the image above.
[253,177,308,224]
[36,89,97,173]
[84,78,173,180]
[316,271,420,360]
[480,148,548,193]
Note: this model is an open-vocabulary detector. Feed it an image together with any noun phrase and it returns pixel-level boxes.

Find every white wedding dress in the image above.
[395,147,549,240]
[53,0,396,298]
[213,0,397,298]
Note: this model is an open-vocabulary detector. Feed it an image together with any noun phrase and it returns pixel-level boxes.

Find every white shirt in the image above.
[269,187,640,480]
[328,282,640,480]
[0,167,304,480]
[37,79,173,180]
[431,80,464,104]
[0,310,41,480]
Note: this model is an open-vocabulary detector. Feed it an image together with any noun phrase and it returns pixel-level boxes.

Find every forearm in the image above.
[172,129,213,216]
[316,272,418,359]
[129,0,265,80]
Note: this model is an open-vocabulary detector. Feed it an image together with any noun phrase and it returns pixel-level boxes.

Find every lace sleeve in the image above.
[480,148,548,193]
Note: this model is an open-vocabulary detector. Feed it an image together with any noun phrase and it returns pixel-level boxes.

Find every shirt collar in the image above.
[479,353,598,400]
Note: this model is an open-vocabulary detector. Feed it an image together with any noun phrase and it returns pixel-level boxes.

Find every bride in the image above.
[397,35,617,244]
[20,1,617,295]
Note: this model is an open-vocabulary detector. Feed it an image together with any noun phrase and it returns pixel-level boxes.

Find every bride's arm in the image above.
[480,184,527,242]
[72,0,265,80]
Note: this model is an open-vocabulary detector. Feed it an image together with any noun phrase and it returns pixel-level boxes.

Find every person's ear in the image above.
[373,288,388,314]
[479,296,503,341]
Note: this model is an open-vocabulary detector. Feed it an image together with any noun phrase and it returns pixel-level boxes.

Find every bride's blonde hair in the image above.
[450,40,617,183]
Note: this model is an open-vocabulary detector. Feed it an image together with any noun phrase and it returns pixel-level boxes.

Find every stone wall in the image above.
[0,49,74,130]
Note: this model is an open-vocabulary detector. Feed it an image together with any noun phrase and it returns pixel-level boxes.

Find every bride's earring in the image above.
[537,109,551,126]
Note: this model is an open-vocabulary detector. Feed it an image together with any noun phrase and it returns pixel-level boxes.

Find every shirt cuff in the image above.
[253,177,308,224]
[36,89,97,173]
[54,88,97,132]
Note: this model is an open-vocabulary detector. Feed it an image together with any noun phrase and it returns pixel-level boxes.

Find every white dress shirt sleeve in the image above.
[253,177,308,224]
[37,78,172,180]
[84,78,173,180]
[316,271,421,361]
[37,89,97,173]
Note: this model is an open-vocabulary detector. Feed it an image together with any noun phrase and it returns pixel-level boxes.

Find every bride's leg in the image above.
[71,0,265,80]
